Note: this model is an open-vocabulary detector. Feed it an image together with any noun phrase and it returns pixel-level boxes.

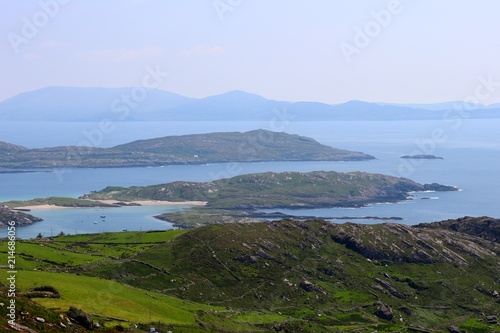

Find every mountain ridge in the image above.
[2,86,500,121]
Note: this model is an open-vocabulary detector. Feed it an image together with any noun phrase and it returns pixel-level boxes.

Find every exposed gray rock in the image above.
[375,302,393,320]
[374,278,405,299]
[300,279,326,295]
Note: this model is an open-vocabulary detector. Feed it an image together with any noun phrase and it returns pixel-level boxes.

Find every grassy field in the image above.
[0,228,291,332]
[0,270,221,325]
[0,241,105,269]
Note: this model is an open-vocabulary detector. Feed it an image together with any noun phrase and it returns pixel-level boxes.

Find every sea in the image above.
[1,119,499,239]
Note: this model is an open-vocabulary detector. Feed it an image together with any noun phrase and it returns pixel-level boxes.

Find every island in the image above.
[0,130,374,169]
[400,154,443,159]
[83,170,458,228]
[2,171,458,228]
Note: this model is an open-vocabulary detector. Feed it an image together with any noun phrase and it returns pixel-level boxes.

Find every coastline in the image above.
[14,200,207,210]
[13,204,71,210]
[97,200,207,206]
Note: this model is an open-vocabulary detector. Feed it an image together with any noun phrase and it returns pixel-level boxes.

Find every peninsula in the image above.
[0,207,43,227]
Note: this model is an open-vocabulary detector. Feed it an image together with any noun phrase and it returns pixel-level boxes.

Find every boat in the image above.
[94,221,98,224]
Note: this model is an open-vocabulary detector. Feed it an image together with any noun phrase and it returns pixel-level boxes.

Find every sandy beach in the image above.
[13,200,207,210]
[96,200,207,206]
[13,204,72,210]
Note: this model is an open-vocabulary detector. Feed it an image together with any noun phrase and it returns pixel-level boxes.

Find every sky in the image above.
[1,0,500,104]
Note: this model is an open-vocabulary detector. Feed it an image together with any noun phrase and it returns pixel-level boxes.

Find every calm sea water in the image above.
[1,119,499,238]
[9,205,195,239]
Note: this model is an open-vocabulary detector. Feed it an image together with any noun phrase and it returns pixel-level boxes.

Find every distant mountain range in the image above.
[1,86,500,121]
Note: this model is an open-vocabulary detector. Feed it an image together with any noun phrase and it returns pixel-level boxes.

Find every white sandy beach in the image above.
[13,200,207,210]
[13,204,72,210]
[96,199,207,206]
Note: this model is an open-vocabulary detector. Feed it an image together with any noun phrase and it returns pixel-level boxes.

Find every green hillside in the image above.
[1,218,499,332]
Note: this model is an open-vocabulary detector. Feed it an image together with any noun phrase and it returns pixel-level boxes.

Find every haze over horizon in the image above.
[2,0,500,105]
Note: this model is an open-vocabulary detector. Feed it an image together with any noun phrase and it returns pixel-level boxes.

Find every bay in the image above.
[9,204,194,239]
[1,119,499,238]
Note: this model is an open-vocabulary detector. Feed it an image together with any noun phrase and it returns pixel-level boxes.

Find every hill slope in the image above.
[2,218,499,332]
[71,218,500,332]
[0,130,374,168]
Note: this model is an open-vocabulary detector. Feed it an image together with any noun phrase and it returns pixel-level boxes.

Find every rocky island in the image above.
[400,154,443,159]
[0,130,374,169]
[2,171,457,228]
[83,170,458,227]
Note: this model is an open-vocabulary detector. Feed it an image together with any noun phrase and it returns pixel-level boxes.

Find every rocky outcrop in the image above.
[374,278,405,299]
[67,306,93,330]
[300,279,326,295]
[415,216,500,243]
[0,207,43,228]
[330,221,498,265]
[375,302,393,320]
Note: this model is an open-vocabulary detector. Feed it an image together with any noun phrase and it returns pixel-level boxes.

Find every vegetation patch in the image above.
[25,285,61,298]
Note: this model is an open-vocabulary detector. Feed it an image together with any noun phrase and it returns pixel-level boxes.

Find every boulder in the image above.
[375,302,393,321]
[398,306,412,316]
[299,279,326,295]
[67,306,94,330]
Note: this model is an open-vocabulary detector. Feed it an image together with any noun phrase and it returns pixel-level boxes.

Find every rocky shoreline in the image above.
[0,207,43,228]
[400,154,444,160]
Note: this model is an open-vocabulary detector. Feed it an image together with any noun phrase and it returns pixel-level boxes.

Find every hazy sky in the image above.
[1,0,500,104]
